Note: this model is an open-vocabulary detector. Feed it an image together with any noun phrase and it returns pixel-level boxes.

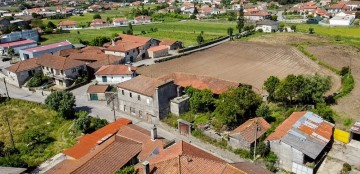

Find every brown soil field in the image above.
[306,44,360,120]
[138,42,340,94]
[249,33,330,45]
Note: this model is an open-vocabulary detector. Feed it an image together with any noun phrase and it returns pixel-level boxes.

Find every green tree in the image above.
[21,128,51,148]
[271,15,278,21]
[7,48,15,59]
[221,0,231,8]
[197,34,204,45]
[356,12,360,19]
[214,86,261,127]
[90,36,111,46]
[308,27,314,34]
[193,5,198,14]
[274,74,300,104]
[185,87,215,112]
[116,165,136,174]
[263,76,280,101]
[298,75,331,104]
[45,91,76,119]
[0,141,4,157]
[74,111,91,133]
[90,117,108,131]
[93,14,102,19]
[290,25,296,32]
[30,19,44,29]
[111,33,119,38]
[47,21,56,29]
[227,27,234,40]
[256,103,271,118]
[236,5,245,33]
[311,103,334,123]
[0,154,28,168]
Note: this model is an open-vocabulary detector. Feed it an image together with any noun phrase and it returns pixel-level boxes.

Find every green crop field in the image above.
[41,21,236,46]
[0,99,79,166]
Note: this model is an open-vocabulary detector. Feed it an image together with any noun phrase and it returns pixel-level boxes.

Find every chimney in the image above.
[142,161,150,174]
[151,125,157,141]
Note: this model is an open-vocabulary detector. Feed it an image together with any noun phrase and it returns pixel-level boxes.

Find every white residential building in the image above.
[95,65,137,85]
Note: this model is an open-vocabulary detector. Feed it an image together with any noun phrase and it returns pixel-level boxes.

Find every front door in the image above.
[90,93,98,101]
[102,76,107,82]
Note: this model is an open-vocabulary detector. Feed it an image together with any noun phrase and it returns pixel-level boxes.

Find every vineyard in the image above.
[137,41,341,94]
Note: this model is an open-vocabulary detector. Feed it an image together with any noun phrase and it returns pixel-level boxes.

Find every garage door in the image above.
[90,93,98,101]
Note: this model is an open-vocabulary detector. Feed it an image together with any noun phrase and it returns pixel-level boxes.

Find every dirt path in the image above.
[306,44,360,121]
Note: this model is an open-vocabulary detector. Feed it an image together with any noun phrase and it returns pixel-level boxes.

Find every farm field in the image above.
[137,41,340,94]
[0,99,78,166]
[247,32,330,45]
[306,44,360,122]
[41,21,235,46]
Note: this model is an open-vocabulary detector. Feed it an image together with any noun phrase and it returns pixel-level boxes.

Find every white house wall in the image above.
[96,74,133,85]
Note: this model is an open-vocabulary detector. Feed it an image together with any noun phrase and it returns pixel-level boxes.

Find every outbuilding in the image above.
[0,39,37,55]
[87,85,109,101]
[19,40,73,60]
[147,45,168,58]
[255,20,279,32]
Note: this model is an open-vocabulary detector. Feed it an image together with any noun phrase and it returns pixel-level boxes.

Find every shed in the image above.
[255,20,279,32]
[147,45,168,58]
[87,85,109,101]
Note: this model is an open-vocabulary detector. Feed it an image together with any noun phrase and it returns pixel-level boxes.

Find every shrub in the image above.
[45,91,76,119]
[27,72,50,87]
[257,28,263,32]
[335,35,341,41]
[341,163,351,174]
[233,148,251,159]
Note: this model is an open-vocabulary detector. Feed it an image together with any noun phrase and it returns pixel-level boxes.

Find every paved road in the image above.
[277,11,284,21]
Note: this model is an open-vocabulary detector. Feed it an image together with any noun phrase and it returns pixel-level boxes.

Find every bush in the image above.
[74,111,108,133]
[233,148,251,159]
[45,91,76,119]
[257,28,263,32]
[27,72,50,87]
[341,163,351,174]
[335,35,341,41]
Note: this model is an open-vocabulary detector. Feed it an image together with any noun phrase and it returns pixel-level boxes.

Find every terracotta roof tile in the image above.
[226,162,273,174]
[5,58,40,73]
[87,56,123,70]
[266,111,306,141]
[105,41,143,52]
[95,65,136,75]
[58,20,77,26]
[117,75,168,97]
[229,117,271,144]
[53,48,80,57]
[157,72,240,94]
[159,39,177,46]
[62,118,132,159]
[87,85,109,93]
[134,15,151,21]
[37,54,86,70]
[119,34,152,45]
[113,18,127,22]
[147,45,168,52]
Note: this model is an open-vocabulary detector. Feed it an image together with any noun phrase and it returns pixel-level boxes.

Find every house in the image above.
[327,2,351,14]
[181,2,195,14]
[19,40,73,60]
[113,18,128,26]
[266,111,334,174]
[147,45,169,58]
[346,1,360,10]
[228,117,270,150]
[37,54,86,88]
[86,56,123,77]
[350,119,360,142]
[256,20,279,32]
[244,10,271,21]
[329,12,355,26]
[104,34,160,62]
[0,39,37,55]
[57,20,78,29]
[87,4,102,12]
[94,65,137,85]
[117,75,177,123]
[159,39,183,50]
[90,18,107,27]
[134,15,151,24]
[4,58,42,87]
[87,84,109,101]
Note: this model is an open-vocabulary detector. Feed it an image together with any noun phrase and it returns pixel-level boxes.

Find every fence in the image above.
[334,128,350,144]
[178,36,229,53]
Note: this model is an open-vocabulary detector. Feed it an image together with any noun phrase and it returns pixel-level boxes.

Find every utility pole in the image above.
[5,114,15,149]
[112,95,116,122]
[3,78,9,98]
[253,118,258,161]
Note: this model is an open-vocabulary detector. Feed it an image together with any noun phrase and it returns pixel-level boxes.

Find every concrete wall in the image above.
[229,136,251,150]
[269,140,305,172]
[105,48,139,62]
[113,21,128,26]
[0,43,37,54]
[5,67,42,87]
[42,65,85,87]
[148,49,168,58]
[19,44,73,60]
[170,96,189,116]
[96,74,134,85]
[154,81,177,119]
[0,29,39,43]
[256,25,278,32]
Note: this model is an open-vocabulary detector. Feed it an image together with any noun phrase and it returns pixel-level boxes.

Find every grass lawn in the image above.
[284,15,305,20]
[0,99,79,166]
[41,21,236,46]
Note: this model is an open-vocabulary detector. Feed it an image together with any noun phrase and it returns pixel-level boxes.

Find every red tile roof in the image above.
[95,65,136,75]
[105,41,143,52]
[0,39,36,48]
[62,118,132,159]
[159,39,177,46]
[87,56,123,70]
[113,18,127,22]
[37,54,86,70]
[119,34,152,45]
[23,41,72,53]
[53,48,80,57]
[226,162,273,174]
[117,75,168,97]
[134,15,151,21]
[244,10,270,16]
[87,85,109,93]
[157,72,241,94]
[5,58,40,73]
[58,20,77,26]
[147,45,168,52]
[266,111,306,141]
[229,117,271,144]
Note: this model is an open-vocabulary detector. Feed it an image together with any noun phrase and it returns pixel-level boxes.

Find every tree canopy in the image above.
[74,111,108,134]
[93,14,102,19]
[185,87,215,113]
[45,91,76,119]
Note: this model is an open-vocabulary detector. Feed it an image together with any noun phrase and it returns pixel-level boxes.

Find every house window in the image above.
[130,107,135,115]
[124,105,127,112]
[72,68,76,73]
[133,49,135,53]
[138,95,141,101]
[139,110,142,117]
[122,90,124,95]
[130,92,132,98]
[126,52,129,55]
